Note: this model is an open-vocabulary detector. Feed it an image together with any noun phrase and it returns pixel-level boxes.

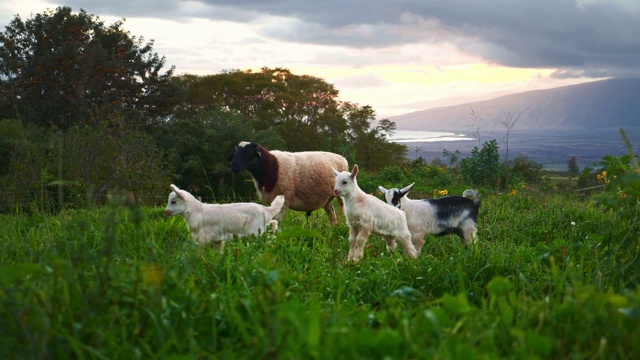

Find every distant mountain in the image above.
[389,78,640,132]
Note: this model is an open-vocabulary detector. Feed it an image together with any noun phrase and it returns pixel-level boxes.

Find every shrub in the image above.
[460,139,501,189]
[0,122,172,213]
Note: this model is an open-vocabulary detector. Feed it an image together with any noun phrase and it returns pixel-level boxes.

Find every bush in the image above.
[511,154,543,184]
[460,139,501,189]
[0,122,172,213]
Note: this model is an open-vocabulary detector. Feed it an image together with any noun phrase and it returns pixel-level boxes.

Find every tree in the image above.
[500,109,526,163]
[468,107,483,148]
[460,139,501,188]
[568,156,580,177]
[170,68,407,174]
[512,154,542,183]
[343,103,406,170]
[567,156,580,190]
[0,6,176,129]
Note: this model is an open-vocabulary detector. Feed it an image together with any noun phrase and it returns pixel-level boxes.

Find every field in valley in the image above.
[402,127,640,172]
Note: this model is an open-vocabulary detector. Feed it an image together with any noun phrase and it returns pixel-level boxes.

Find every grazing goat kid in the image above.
[229,141,348,225]
[378,183,481,253]
[165,184,284,251]
[333,165,418,263]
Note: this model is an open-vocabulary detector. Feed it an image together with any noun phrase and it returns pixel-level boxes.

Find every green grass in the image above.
[1,188,639,359]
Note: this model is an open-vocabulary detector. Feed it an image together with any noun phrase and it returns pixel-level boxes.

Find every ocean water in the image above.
[388,130,475,143]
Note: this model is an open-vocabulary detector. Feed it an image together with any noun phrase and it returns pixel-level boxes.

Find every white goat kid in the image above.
[378,183,481,253]
[332,165,418,263]
[165,184,284,251]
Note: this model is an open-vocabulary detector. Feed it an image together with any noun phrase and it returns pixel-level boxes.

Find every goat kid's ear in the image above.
[378,186,388,194]
[350,164,359,178]
[400,183,415,195]
[170,184,185,199]
[332,168,340,176]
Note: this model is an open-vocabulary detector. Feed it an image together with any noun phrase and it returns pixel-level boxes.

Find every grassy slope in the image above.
[1,188,639,359]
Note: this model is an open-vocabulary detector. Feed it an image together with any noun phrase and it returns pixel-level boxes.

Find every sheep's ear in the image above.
[400,183,415,196]
[350,164,359,178]
[378,186,388,194]
[332,168,340,176]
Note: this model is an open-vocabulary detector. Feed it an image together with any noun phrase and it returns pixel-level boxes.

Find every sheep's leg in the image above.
[274,205,288,222]
[398,233,418,259]
[336,197,344,214]
[413,233,426,255]
[352,228,371,263]
[383,236,397,254]
[323,201,337,225]
[347,226,358,262]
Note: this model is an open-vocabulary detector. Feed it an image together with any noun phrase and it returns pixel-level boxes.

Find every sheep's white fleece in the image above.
[165,184,284,251]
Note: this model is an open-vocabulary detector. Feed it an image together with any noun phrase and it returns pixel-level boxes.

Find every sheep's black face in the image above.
[230,142,259,173]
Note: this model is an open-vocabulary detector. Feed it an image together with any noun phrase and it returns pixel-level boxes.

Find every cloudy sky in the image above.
[2,0,639,117]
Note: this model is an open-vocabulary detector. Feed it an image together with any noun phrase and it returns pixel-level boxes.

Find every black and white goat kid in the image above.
[378,183,480,253]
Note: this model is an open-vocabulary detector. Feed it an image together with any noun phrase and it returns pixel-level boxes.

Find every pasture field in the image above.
[1,186,639,359]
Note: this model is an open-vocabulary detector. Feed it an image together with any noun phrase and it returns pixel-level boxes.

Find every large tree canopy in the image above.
[0,6,176,129]
[171,68,406,167]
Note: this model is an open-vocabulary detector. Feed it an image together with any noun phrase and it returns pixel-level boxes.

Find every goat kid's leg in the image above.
[462,225,478,246]
[398,233,418,259]
[413,233,426,255]
[352,228,372,263]
[212,241,225,252]
[347,226,359,262]
[269,220,279,236]
[383,236,397,254]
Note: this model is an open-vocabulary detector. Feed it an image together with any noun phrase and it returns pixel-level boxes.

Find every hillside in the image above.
[389,78,640,132]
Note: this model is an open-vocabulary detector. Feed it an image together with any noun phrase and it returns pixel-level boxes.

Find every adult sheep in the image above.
[229,141,348,225]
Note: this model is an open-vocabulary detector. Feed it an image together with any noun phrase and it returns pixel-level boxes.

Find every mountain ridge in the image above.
[389,78,640,133]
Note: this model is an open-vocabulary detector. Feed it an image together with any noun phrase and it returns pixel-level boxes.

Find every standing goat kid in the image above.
[333,165,418,263]
[378,183,480,253]
[165,184,284,251]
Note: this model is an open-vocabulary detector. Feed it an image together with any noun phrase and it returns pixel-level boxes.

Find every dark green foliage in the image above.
[152,109,277,201]
[511,154,543,184]
[567,156,580,177]
[0,6,176,129]
[0,123,171,212]
[460,139,501,188]
[170,70,407,172]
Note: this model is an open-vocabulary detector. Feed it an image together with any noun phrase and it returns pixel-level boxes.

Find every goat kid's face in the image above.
[229,141,260,173]
[378,183,415,209]
[165,186,188,217]
[332,164,359,197]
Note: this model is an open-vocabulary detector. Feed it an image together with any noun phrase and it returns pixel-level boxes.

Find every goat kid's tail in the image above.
[463,189,481,208]
[267,195,286,218]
